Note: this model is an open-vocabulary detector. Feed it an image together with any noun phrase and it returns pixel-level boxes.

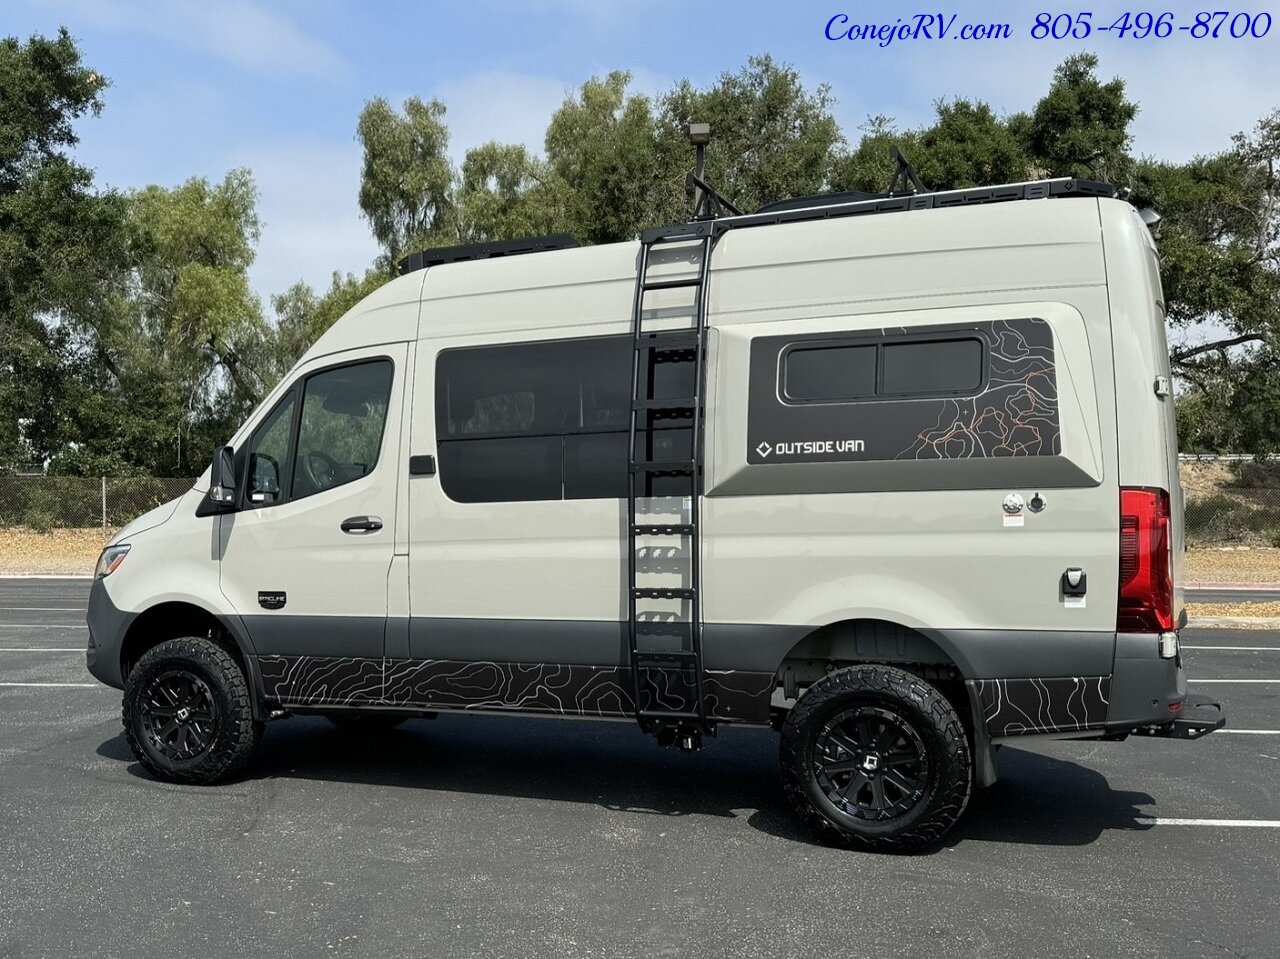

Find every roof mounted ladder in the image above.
[626,219,717,750]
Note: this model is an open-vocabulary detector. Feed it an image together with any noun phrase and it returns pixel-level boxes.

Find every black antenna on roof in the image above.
[886,145,927,197]
[685,122,743,220]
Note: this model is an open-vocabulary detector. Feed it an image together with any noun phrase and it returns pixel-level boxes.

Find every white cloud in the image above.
[40,0,348,79]
[223,139,379,307]
[431,71,573,163]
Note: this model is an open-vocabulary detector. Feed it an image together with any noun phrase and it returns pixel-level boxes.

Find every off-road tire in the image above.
[123,636,262,784]
[324,712,407,731]
[780,664,972,852]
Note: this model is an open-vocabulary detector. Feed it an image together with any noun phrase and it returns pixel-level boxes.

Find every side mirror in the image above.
[208,446,237,505]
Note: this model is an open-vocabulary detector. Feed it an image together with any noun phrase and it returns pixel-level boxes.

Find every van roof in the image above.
[307,180,1119,358]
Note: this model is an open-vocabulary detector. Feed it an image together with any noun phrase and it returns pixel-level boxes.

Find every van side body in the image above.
[87,189,1208,847]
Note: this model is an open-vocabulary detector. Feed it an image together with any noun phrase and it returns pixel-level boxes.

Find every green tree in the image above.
[456,142,569,243]
[1015,53,1137,183]
[357,96,456,268]
[0,28,125,472]
[52,170,267,475]
[658,55,843,217]
[833,101,1027,194]
[266,269,389,378]
[544,71,665,244]
[1137,111,1280,451]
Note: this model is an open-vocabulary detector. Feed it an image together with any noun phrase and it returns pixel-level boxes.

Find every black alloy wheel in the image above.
[123,636,262,784]
[139,668,220,762]
[779,664,972,852]
[812,705,930,822]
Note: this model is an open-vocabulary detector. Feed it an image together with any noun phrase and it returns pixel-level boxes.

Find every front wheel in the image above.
[779,664,972,852]
[123,637,262,784]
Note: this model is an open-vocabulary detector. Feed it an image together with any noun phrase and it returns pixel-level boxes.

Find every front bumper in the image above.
[85,577,131,689]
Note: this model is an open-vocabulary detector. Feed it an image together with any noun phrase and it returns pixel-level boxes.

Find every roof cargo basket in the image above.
[397,233,579,275]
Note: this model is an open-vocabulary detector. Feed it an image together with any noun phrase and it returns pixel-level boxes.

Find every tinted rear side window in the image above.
[882,338,983,395]
[435,337,631,503]
[784,344,877,401]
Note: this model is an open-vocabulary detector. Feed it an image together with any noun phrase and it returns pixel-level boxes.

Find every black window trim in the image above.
[236,354,395,511]
[778,328,988,406]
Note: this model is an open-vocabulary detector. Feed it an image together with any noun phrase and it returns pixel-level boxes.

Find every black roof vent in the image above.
[398,233,580,275]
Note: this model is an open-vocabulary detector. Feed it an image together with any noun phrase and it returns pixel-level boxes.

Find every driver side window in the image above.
[241,358,394,508]
[290,360,394,500]
[245,393,294,506]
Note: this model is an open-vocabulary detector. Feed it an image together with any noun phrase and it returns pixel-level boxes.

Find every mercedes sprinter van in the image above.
[88,178,1224,850]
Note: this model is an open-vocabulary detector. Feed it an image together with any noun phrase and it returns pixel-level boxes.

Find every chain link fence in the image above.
[0,463,1277,544]
[0,476,195,531]
[1181,456,1280,546]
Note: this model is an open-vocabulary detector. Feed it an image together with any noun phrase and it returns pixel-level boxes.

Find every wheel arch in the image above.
[775,618,996,787]
[119,601,266,718]
[777,618,975,677]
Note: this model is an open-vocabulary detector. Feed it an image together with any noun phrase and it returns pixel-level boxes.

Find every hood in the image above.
[111,495,183,544]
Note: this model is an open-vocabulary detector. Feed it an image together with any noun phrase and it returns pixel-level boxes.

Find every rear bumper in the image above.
[1104,631,1197,735]
[1131,693,1226,740]
[971,630,1224,741]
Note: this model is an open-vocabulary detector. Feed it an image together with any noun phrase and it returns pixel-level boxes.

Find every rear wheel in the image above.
[780,664,972,852]
[123,637,262,784]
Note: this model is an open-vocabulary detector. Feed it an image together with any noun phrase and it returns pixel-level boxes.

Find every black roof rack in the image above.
[397,178,1117,272]
[641,177,1115,243]
[398,233,579,275]
[754,189,881,214]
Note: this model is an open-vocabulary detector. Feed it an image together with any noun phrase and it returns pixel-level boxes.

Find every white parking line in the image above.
[1183,646,1280,651]
[1190,679,1280,684]
[0,648,82,652]
[0,682,98,688]
[0,607,84,612]
[1136,817,1280,828]
[0,624,87,629]
[1218,729,1280,735]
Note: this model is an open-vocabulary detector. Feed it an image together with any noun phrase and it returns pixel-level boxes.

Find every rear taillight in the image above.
[1117,487,1173,632]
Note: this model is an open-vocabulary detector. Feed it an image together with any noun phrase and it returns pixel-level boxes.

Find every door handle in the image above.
[340,515,383,533]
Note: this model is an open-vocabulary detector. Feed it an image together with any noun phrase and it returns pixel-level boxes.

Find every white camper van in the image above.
[87,177,1224,850]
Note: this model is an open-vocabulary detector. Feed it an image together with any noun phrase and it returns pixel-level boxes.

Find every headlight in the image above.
[95,544,131,578]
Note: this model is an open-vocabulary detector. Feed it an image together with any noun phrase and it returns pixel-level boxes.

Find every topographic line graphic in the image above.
[897,318,1060,461]
[261,655,775,721]
[976,676,1111,736]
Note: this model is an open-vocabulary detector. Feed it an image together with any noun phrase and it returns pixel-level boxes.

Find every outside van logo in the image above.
[753,438,866,460]
[258,591,287,611]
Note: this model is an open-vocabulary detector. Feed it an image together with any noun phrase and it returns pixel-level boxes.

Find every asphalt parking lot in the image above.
[1,579,1277,959]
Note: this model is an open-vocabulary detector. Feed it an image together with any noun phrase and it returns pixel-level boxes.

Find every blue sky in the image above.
[7,0,1280,313]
